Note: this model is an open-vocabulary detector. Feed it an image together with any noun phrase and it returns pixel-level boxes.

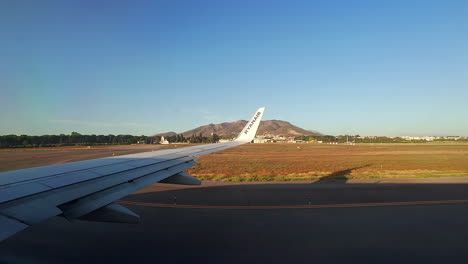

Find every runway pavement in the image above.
[2,180,468,264]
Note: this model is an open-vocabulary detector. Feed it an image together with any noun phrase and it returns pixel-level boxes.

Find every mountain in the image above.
[153,132,177,137]
[181,120,246,138]
[175,120,320,138]
[257,120,320,137]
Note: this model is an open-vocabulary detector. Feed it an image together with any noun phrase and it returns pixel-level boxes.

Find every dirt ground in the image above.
[1,143,468,180]
[188,143,468,180]
[0,144,189,172]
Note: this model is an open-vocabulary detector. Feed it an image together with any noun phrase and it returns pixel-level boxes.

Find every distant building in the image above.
[402,136,436,141]
[253,136,273,143]
[254,137,267,143]
[160,136,169,144]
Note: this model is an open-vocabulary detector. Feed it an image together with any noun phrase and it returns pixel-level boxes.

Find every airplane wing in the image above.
[0,107,265,242]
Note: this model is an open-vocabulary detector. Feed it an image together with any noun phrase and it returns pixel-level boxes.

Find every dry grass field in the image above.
[0,144,190,172]
[187,143,468,181]
[2,143,468,181]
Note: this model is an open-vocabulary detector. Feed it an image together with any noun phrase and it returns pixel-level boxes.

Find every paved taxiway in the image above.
[3,179,468,263]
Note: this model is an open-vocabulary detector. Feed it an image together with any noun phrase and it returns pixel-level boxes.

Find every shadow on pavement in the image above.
[316,165,371,183]
[124,179,468,207]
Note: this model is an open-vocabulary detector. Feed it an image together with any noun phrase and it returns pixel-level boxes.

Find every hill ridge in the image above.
[154,120,321,138]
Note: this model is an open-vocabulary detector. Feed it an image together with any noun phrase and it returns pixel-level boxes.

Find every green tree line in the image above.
[188,133,220,144]
[0,132,220,148]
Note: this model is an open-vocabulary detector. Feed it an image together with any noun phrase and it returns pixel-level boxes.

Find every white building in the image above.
[160,136,169,144]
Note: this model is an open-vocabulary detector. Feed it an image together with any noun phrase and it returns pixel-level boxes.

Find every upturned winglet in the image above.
[235,107,265,142]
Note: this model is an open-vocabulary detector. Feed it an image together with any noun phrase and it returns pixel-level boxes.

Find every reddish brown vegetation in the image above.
[187,143,468,181]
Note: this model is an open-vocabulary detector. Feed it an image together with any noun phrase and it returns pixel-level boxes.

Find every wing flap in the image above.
[0,215,29,242]
[1,201,63,225]
[79,202,140,224]
[59,160,197,219]
[0,157,197,224]
[160,172,201,185]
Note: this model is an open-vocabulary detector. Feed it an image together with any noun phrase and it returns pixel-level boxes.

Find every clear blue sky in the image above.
[1,0,467,136]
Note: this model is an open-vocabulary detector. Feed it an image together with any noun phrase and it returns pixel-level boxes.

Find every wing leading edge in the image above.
[0,107,265,242]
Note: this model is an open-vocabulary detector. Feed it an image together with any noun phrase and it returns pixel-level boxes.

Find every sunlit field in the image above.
[187,143,468,181]
[2,143,468,181]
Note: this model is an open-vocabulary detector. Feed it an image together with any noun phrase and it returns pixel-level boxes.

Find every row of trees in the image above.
[189,133,220,143]
[0,132,221,148]
[163,133,220,144]
[3,133,466,148]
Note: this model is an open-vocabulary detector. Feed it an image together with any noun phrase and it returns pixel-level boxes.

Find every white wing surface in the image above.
[0,107,265,242]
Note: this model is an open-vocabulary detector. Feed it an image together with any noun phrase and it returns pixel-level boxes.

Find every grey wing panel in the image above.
[0,107,265,242]
[0,143,240,232]
[0,183,51,204]
[0,157,196,223]
[0,156,198,240]
[0,155,192,203]
[0,157,135,186]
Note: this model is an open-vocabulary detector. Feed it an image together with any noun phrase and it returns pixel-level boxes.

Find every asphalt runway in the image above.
[3,180,468,264]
